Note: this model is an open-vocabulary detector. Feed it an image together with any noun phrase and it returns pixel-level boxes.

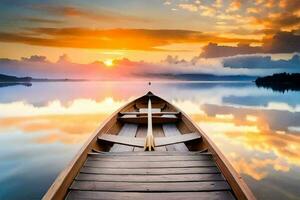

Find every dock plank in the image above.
[87,155,212,162]
[70,181,231,192]
[76,173,225,182]
[90,151,211,156]
[84,160,216,168]
[80,166,220,175]
[65,151,237,200]
[66,191,235,200]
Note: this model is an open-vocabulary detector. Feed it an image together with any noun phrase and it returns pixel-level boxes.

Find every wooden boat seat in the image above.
[135,102,166,110]
[139,108,161,113]
[118,115,179,124]
[98,133,201,148]
[119,111,180,116]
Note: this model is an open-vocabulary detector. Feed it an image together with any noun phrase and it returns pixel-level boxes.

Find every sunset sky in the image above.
[0,0,300,79]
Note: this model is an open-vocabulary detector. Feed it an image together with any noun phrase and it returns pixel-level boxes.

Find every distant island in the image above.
[0,73,86,83]
[0,74,32,82]
[255,73,300,92]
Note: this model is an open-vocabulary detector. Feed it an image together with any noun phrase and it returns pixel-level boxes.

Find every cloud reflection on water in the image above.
[0,96,299,180]
[0,82,300,199]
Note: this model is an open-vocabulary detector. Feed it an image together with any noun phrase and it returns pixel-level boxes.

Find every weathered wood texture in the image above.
[66,191,235,200]
[119,111,180,116]
[133,125,147,151]
[163,124,189,151]
[87,154,212,161]
[99,134,144,147]
[76,173,225,182]
[98,132,200,148]
[119,115,178,124]
[70,180,231,192]
[80,166,220,175]
[84,160,216,168]
[67,151,236,200]
[155,132,201,147]
[109,123,138,152]
[152,125,167,151]
[89,151,212,156]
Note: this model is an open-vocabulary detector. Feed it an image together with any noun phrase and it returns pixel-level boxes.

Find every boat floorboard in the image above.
[109,123,138,152]
[66,151,236,200]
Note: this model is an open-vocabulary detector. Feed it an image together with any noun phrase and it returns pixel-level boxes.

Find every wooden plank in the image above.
[70,181,231,192]
[84,160,216,168]
[66,191,235,200]
[152,125,167,151]
[119,111,180,116]
[155,133,201,147]
[99,134,144,148]
[109,124,138,152]
[163,124,189,152]
[87,155,212,162]
[139,108,161,113]
[80,166,220,175]
[76,173,225,182]
[89,151,212,156]
[99,133,201,148]
[133,125,147,151]
[119,116,178,124]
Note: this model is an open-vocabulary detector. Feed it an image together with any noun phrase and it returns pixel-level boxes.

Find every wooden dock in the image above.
[66,151,236,200]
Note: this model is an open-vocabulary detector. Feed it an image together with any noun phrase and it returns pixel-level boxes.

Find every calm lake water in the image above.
[0,81,299,200]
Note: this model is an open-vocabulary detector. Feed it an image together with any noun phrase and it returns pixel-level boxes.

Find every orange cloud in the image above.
[0,28,259,51]
[30,5,151,23]
[178,3,198,12]
[226,0,242,13]
[200,31,300,57]
[19,17,64,24]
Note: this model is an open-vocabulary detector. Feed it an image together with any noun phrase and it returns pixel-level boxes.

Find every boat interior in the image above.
[97,92,203,153]
[43,92,255,200]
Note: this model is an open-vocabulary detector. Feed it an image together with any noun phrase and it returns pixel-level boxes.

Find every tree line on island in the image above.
[255,73,300,92]
[0,73,85,83]
[0,73,86,88]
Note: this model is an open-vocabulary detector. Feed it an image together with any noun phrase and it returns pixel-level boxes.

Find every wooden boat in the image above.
[43,92,255,200]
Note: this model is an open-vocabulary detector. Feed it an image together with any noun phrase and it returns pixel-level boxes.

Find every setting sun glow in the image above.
[104,59,114,67]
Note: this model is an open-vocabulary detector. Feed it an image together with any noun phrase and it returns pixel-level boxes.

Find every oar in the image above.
[144,98,155,151]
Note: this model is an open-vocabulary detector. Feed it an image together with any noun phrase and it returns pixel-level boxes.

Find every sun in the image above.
[104,59,114,67]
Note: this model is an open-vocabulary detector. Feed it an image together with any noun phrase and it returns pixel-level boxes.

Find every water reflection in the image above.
[0,81,299,199]
[0,82,31,88]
